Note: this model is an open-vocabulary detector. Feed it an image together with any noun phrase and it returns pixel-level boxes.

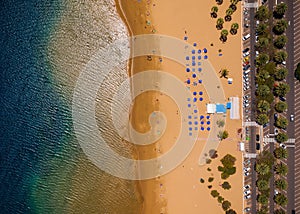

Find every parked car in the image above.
[282,61,286,65]
[244,207,251,212]
[242,34,251,41]
[244,194,251,199]
[243,48,250,53]
[256,134,260,141]
[274,128,279,135]
[244,184,251,190]
[279,96,286,101]
[274,189,279,195]
[274,113,278,120]
[244,190,251,195]
[243,167,250,172]
[243,52,250,57]
[280,143,286,149]
[244,171,250,176]
[290,114,295,122]
[256,143,260,150]
[243,64,250,71]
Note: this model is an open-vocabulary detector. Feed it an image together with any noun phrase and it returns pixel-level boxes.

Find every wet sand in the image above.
[117,0,244,213]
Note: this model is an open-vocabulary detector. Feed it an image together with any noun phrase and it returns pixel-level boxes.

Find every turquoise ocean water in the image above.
[0,1,141,213]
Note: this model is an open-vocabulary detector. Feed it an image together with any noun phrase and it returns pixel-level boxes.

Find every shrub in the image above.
[222,200,231,211]
[208,177,214,182]
[222,181,231,190]
[211,190,219,198]
[218,196,224,203]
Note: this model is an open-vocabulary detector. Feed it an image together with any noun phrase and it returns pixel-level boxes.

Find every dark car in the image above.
[279,96,286,101]
[243,64,250,71]
[256,134,260,141]
[274,113,278,120]
[243,48,250,53]
[256,143,260,150]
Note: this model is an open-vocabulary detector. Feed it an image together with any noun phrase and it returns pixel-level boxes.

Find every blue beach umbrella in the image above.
[203,48,207,53]
[193,43,197,47]
[193,92,197,95]
[201,121,204,125]
[192,74,197,78]
[207,127,211,131]
[200,115,204,119]
[184,36,188,40]
[186,56,190,60]
[198,79,202,83]
[194,109,198,113]
[192,62,196,66]
[192,56,196,60]
[188,115,192,119]
[199,97,203,101]
[206,115,210,119]
[201,127,205,131]
[186,68,190,72]
[193,97,197,102]
[204,55,208,59]
[199,91,203,95]
[207,121,211,125]
[198,56,201,60]
[194,121,198,125]
[198,49,201,54]
[192,50,195,54]
[187,79,191,84]
[188,104,191,107]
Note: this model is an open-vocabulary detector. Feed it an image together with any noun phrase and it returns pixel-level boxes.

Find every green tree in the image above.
[222,200,231,211]
[255,5,269,21]
[274,162,288,176]
[275,101,287,113]
[257,179,269,191]
[257,85,270,96]
[211,190,219,198]
[273,19,288,35]
[256,114,269,125]
[256,70,270,83]
[217,119,225,127]
[274,35,288,49]
[220,154,236,168]
[275,133,288,144]
[257,100,270,113]
[220,29,229,42]
[274,67,288,81]
[274,208,286,214]
[256,53,269,67]
[256,163,270,175]
[230,0,239,4]
[208,177,214,182]
[218,130,229,140]
[275,179,288,190]
[218,196,224,203]
[295,63,300,81]
[230,23,239,35]
[275,116,288,129]
[274,82,290,97]
[222,181,231,190]
[257,194,269,205]
[216,18,224,30]
[211,6,219,18]
[225,8,234,21]
[274,193,288,206]
[256,37,269,50]
[256,23,268,36]
[273,2,288,19]
[274,50,288,64]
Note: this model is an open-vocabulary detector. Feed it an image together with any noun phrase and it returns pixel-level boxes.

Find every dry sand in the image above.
[117,0,244,213]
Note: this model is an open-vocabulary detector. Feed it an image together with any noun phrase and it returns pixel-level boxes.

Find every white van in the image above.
[244,69,250,75]
[242,34,251,41]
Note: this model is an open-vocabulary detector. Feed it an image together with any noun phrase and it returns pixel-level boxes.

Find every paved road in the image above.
[283,0,296,213]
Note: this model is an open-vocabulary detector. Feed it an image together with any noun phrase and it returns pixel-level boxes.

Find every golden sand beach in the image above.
[117,0,244,213]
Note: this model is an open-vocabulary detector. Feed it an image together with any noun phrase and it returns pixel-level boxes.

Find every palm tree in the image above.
[256,85,270,96]
[275,101,287,113]
[222,200,231,211]
[275,179,288,190]
[230,23,239,35]
[216,18,224,30]
[273,19,288,35]
[255,5,270,21]
[216,0,223,5]
[275,133,288,144]
[256,114,269,125]
[226,209,237,214]
[274,50,288,64]
[274,193,288,206]
[274,35,288,49]
[258,194,269,205]
[225,8,234,21]
[274,208,286,214]
[230,0,239,4]
[211,6,219,18]
[274,147,288,159]
[256,53,269,67]
[220,68,229,78]
[274,67,288,81]
[275,116,288,129]
[274,162,288,176]
[220,29,229,42]
[256,37,269,50]
[257,179,269,191]
[257,100,270,113]
[256,163,270,175]
[256,70,270,83]
[273,2,288,19]
[274,82,290,97]
[256,23,268,36]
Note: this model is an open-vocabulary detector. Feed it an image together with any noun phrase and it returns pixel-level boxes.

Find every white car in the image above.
[280,143,286,149]
[242,34,251,41]
[244,194,251,199]
[243,167,250,172]
[244,171,250,176]
[243,52,250,57]
[244,207,251,212]
[282,61,286,65]
[244,190,251,195]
